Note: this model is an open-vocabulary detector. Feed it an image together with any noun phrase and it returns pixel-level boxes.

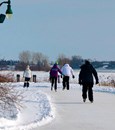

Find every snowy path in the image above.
[33,86,115,130]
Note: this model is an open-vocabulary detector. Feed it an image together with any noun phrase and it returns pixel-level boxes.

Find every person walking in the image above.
[50,63,63,92]
[23,65,32,88]
[78,60,99,103]
[61,63,75,90]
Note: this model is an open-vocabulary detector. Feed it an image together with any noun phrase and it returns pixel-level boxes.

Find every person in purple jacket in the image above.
[50,63,63,92]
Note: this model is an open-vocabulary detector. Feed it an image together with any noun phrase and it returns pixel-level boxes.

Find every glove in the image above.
[72,75,75,79]
[61,75,63,78]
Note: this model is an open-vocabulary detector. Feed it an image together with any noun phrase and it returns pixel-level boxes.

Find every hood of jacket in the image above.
[63,64,70,68]
[80,63,92,70]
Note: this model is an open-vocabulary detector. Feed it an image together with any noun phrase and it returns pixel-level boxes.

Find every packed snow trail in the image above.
[33,86,115,130]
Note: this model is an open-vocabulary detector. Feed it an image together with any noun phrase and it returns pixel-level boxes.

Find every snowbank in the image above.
[0,83,55,130]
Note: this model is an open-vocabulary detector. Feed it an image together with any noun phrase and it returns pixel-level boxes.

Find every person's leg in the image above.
[51,77,54,91]
[26,78,30,88]
[27,82,29,87]
[88,83,93,102]
[23,82,27,87]
[63,76,66,90]
[23,78,27,87]
[66,76,70,90]
[82,84,88,102]
[54,77,57,91]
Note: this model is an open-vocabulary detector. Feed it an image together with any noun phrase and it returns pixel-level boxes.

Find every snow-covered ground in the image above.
[0,82,55,130]
[0,71,115,130]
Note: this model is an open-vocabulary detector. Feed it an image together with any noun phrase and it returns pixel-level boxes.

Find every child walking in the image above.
[23,65,32,88]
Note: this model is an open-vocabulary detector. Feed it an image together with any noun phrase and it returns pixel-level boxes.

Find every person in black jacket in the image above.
[79,60,99,103]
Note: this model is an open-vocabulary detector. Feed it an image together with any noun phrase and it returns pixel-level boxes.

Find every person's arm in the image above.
[50,68,52,76]
[23,71,25,78]
[58,67,65,77]
[92,67,99,84]
[58,68,63,75]
[30,70,32,78]
[70,68,75,78]
[78,69,83,85]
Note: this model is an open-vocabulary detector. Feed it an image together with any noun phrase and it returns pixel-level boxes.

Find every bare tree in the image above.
[19,50,32,64]
[57,54,71,67]
[31,52,50,71]
[41,55,50,69]
[18,51,50,71]
[32,52,43,65]
[71,55,83,69]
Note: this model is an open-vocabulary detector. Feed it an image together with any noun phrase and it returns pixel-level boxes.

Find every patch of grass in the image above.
[0,73,14,82]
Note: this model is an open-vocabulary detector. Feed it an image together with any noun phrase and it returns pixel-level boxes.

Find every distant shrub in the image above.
[99,75,115,87]
[0,73,14,82]
[0,84,24,117]
[110,79,115,87]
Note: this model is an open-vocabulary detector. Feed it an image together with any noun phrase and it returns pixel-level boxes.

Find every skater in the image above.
[61,63,75,90]
[50,63,63,92]
[78,60,99,103]
[23,65,32,88]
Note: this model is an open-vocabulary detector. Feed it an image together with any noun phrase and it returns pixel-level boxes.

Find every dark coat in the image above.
[79,62,99,85]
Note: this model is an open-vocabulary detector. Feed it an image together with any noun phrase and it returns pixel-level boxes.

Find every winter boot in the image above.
[83,99,86,102]
[90,100,93,103]
[51,86,53,91]
[27,82,29,88]
[23,83,27,87]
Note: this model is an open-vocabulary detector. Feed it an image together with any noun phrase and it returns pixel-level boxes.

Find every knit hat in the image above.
[26,65,30,69]
[85,60,90,65]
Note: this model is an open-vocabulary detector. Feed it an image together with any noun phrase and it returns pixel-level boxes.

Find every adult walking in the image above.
[61,63,75,90]
[78,60,99,103]
[23,65,32,88]
[50,63,63,92]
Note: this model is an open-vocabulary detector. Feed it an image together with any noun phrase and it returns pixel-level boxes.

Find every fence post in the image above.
[16,74,20,82]
[58,75,61,83]
[33,75,37,82]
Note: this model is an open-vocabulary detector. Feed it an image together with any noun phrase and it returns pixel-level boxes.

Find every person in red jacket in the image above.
[50,63,63,92]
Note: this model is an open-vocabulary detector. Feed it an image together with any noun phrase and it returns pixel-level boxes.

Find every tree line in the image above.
[0,50,115,71]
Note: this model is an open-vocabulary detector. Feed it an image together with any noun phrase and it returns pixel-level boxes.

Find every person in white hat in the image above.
[23,65,32,87]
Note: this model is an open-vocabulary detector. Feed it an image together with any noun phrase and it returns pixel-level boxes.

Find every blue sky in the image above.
[0,0,115,61]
